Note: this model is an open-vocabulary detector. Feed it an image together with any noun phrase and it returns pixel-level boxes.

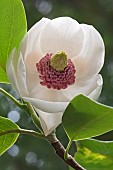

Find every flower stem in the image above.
[0,128,45,139]
[0,88,43,132]
[26,102,43,133]
[64,139,73,160]
[46,134,85,170]
[0,88,26,109]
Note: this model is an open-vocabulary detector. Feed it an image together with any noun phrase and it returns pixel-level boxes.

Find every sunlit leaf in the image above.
[0,0,27,83]
[75,139,113,170]
[63,94,113,141]
[0,116,19,155]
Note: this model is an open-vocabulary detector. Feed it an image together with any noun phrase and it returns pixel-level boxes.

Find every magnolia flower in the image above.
[6,17,105,136]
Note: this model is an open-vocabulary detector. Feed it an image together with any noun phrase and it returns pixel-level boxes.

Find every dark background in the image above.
[0,0,113,169]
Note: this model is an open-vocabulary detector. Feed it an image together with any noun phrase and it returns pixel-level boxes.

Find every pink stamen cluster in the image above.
[36,53,76,90]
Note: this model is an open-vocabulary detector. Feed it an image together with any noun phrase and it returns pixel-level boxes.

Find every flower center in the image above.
[50,51,68,71]
[36,51,76,90]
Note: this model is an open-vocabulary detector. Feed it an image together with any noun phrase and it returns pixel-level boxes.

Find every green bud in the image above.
[50,51,68,71]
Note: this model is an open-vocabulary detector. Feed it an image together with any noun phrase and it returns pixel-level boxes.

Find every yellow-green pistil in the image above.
[50,51,68,71]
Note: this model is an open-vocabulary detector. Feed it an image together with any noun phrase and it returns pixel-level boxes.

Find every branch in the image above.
[47,134,85,170]
[0,128,45,139]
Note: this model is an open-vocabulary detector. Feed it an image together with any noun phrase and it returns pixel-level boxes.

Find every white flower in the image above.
[6,17,105,136]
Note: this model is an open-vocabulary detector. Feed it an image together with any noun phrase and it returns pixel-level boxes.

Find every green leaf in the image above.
[75,139,113,170]
[62,94,113,141]
[0,0,27,83]
[69,167,74,170]
[0,67,9,83]
[0,116,19,155]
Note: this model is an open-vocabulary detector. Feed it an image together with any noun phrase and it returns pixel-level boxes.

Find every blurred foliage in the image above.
[0,0,113,169]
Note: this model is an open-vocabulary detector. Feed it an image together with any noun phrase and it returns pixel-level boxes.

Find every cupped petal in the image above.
[29,83,70,102]
[19,18,50,93]
[19,17,50,61]
[88,86,102,100]
[40,17,84,58]
[17,53,29,97]
[23,96,69,113]
[73,24,105,80]
[35,108,63,136]
[6,48,20,94]
[61,74,103,101]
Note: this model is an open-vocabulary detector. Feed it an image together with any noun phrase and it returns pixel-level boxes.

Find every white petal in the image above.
[29,83,70,102]
[26,70,40,93]
[62,74,103,101]
[40,17,84,58]
[17,53,29,97]
[35,108,63,136]
[88,76,103,100]
[19,17,50,61]
[24,52,40,94]
[19,18,50,93]
[6,48,20,94]
[23,97,68,113]
[73,24,105,80]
